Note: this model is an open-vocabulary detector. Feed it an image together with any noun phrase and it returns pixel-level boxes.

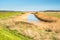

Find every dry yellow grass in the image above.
[33,12,58,22]
[2,12,60,33]
[0,12,60,40]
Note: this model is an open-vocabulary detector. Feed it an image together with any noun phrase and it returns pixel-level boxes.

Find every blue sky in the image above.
[0,0,60,11]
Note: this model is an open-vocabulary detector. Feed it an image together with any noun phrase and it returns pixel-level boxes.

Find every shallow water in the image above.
[27,14,40,22]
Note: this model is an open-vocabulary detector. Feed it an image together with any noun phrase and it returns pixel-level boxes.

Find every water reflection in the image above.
[28,14,40,22]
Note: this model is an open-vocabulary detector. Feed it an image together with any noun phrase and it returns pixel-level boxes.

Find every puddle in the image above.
[27,14,40,22]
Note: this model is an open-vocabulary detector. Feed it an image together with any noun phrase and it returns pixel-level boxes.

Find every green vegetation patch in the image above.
[0,26,33,40]
[0,11,24,19]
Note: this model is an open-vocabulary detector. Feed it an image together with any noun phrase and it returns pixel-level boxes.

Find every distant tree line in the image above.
[0,10,22,12]
[44,10,60,12]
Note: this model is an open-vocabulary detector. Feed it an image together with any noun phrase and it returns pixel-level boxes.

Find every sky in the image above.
[0,0,60,11]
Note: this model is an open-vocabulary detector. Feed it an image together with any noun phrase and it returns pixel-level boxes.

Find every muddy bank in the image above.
[33,12,58,22]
